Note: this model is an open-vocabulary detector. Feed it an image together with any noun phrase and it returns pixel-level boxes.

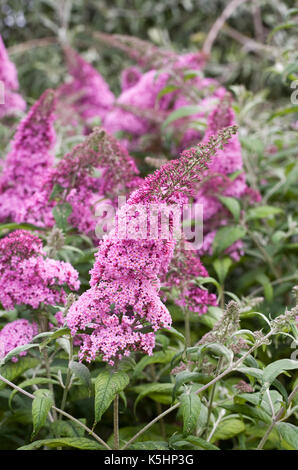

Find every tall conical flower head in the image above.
[57,47,114,126]
[66,127,237,364]
[0,230,80,310]
[196,95,247,260]
[94,33,206,70]
[20,127,141,235]
[0,35,19,90]
[0,89,56,222]
[0,34,26,118]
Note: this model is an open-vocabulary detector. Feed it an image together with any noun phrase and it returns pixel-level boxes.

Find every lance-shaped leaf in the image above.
[18,437,104,450]
[260,359,298,403]
[32,389,54,437]
[94,370,129,424]
[180,392,201,436]
[69,360,92,390]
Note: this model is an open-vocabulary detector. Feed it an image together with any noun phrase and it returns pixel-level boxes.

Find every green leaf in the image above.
[239,391,283,416]
[162,105,202,129]
[218,196,240,221]
[94,370,129,423]
[164,326,185,343]
[128,441,169,450]
[0,343,39,365]
[157,84,178,100]
[201,343,233,367]
[32,389,54,437]
[69,361,92,390]
[277,423,298,450]
[212,226,246,255]
[39,327,70,348]
[269,105,298,120]
[132,383,174,412]
[180,392,201,435]
[185,435,219,450]
[261,359,298,397]
[211,418,245,442]
[221,403,271,424]
[0,357,39,390]
[0,222,45,232]
[132,350,176,379]
[18,437,104,450]
[52,203,72,230]
[246,205,283,220]
[213,257,232,284]
[49,183,63,201]
[9,377,58,408]
[50,419,86,438]
[255,273,273,302]
[172,371,203,401]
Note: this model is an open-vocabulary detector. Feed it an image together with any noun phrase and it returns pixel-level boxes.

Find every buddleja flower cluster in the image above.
[0,230,80,310]
[0,37,247,367]
[0,35,25,119]
[56,35,254,260]
[0,319,38,363]
[0,89,56,222]
[20,127,140,237]
[66,126,237,364]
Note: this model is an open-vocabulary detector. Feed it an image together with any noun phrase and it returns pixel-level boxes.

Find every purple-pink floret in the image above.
[0,319,38,362]
[57,47,114,125]
[0,34,26,118]
[0,230,80,310]
[0,89,56,223]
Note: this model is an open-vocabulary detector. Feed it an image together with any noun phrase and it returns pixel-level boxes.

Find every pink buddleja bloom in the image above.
[161,241,217,314]
[104,58,224,153]
[0,89,56,222]
[67,126,237,364]
[21,128,141,237]
[0,230,80,310]
[57,47,114,127]
[196,95,248,259]
[0,34,26,118]
[120,66,142,91]
[103,69,170,150]
[0,319,38,362]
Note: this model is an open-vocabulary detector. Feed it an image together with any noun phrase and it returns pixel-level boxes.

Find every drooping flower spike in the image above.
[0,89,56,222]
[0,34,26,119]
[57,47,114,128]
[21,128,141,237]
[67,126,237,365]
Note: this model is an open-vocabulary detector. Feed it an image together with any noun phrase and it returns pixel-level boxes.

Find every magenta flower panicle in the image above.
[0,230,80,311]
[57,47,114,127]
[21,127,141,236]
[67,127,237,365]
[0,89,56,222]
[0,319,38,362]
[0,34,26,118]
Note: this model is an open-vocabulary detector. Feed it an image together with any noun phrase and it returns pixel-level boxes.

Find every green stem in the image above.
[0,373,111,450]
[121,329,275,450]
[39,315,58,420]
[113,394,119,450]
[184,307,191,348]
[257,385,298,450]
[59,337,73,417]
[247,228,280,279]
[204,357,223,438]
